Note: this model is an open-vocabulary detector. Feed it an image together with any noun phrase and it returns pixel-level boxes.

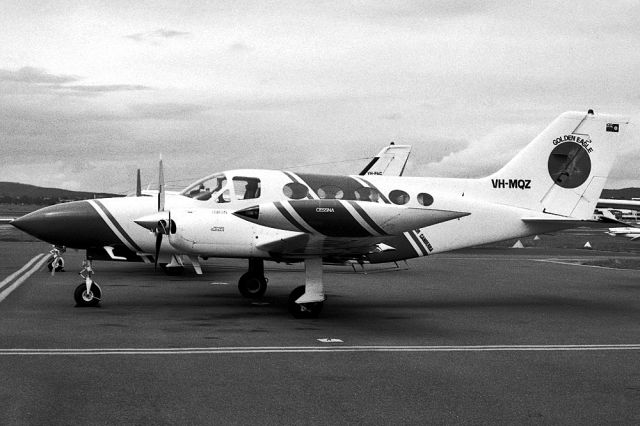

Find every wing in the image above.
[256,233,391,260]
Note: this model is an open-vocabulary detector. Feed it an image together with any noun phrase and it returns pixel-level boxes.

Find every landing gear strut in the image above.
[288,257,325,318]
[160,255,185,276]
[238,258,268,299]
[74,259,101,307]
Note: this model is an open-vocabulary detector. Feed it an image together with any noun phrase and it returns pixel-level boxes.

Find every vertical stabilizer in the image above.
[485,111,630,219]
[360,144,412,176]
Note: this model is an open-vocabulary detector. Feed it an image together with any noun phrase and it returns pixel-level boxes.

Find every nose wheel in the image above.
[74,259,101,307]
[74,282,102,307]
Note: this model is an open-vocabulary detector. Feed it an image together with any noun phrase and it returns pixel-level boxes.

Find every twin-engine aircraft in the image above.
[12,111,631,317]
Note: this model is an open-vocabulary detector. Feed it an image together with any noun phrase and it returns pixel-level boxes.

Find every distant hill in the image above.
[0,182,122,206]
[600,188,640,200]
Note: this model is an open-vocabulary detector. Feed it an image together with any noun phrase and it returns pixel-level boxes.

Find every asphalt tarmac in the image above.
[1,237,639,424]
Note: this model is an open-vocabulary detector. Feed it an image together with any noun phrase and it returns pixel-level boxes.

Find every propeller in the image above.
[132,156,176,270]
[135,169,142,197]
[154,156,166,269]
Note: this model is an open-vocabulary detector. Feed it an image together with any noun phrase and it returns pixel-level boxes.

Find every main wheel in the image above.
[160,264,185,276]
[238,273,267,298]
[74,282,102,307]
[288,285,323,319]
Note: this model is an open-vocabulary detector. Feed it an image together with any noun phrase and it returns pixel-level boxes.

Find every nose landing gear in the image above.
[74,259,101,307]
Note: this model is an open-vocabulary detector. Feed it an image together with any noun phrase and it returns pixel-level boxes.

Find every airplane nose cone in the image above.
[11,201,119,248]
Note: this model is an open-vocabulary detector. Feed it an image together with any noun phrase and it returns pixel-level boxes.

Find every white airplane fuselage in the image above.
[78,171,573,263]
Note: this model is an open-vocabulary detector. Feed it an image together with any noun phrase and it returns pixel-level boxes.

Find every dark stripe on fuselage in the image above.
[93,200,143,252]
[347,201,388,236]
[295,173,366,201]
[289,200,372,237]
[360,178,429,263]
[273,201,310,233]
[366,233,424,263]
[408,231,429,256]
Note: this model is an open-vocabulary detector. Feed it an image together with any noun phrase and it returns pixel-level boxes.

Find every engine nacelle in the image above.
[167,209,257,257]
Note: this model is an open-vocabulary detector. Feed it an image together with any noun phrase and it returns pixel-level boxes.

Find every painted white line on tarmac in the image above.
[0,253,49,303]
[0,344,639,356]
[534,258,640,271]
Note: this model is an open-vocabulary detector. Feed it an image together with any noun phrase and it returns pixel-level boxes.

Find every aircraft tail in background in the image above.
[359,143,411,177]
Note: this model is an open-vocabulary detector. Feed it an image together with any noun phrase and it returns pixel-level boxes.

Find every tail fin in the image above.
[360,143,412,176]
[485,110,630,219]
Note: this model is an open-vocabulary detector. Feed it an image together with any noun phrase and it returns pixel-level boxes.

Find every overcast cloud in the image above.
[0,0,639,192]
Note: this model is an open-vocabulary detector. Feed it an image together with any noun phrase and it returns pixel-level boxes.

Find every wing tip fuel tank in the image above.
[234,200,469,237]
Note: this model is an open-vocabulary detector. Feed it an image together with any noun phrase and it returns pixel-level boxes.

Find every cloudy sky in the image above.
[1,0,639,193]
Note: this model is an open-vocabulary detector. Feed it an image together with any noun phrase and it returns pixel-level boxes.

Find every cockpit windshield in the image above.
[181,173,261,203]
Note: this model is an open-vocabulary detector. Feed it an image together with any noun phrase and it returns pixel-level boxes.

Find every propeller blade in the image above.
[154,231,163,270]
[158,156,165,212]
[136,169,142,197]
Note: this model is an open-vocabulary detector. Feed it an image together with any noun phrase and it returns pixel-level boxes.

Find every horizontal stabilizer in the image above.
[521,217,599,227]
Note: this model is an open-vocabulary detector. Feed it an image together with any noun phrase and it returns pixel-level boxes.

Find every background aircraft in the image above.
[12,111,631,317]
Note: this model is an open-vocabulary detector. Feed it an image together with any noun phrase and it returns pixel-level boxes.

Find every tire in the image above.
[160,264,185,276]
[47,260,64,272]
[238,273,267,298]
[74,282,102,307]
[288,285,323,319]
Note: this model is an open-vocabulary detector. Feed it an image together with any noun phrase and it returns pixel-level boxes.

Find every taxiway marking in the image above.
[0,253,49,303]
[534,258,640,270]
[1,344,639,356]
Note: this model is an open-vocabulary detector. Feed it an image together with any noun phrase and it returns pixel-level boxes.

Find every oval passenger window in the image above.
[389,190,410,205]
[354,187,381,202]
[317,185,344,200]
[283,182,309,199]
[417,193,434,206]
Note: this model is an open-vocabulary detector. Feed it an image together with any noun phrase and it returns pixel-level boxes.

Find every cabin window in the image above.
[354,187,381,202]
[187,174,227,201]
[283,182,309,199]
[417,193,434,206]
[318,185,344,200]
[389,190,410,205]
[233,177,261,200]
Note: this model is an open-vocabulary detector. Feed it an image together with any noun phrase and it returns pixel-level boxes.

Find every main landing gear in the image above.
[74,259,101,307]
[238,258,268,298]
[237,257,326,318]
[288,257,325,319]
